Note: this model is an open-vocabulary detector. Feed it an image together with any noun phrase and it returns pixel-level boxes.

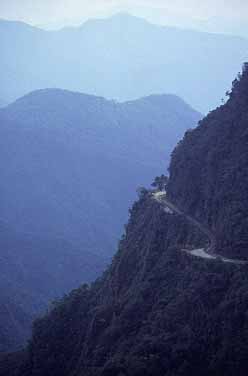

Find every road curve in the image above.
[153,191,247,265]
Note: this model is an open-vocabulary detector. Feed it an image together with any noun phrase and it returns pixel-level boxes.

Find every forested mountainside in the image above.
[1,13,248,112]
[0,90,199,352]
[167,62,248,259]
[2,66,248,376]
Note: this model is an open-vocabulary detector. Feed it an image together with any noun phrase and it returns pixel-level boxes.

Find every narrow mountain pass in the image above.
[153,191,247,265]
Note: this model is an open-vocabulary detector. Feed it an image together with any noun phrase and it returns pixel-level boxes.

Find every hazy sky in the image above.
[1,0,248,34]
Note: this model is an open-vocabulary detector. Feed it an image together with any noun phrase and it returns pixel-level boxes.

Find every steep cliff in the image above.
[2,66,248,376]
[11,195,248,376]
[168,63,248,259]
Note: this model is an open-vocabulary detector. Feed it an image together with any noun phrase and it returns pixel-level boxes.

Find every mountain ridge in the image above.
[1,14,248,112]
[2,13,248,41]
[4,88,195,111]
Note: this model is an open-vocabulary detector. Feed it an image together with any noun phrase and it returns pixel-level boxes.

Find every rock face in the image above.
[0,89,200,352]
[2,67,248,376]
[167,63,248,259]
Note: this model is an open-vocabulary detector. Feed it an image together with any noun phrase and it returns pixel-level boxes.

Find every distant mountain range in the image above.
[0,13,248,112]
[0,89,200,351]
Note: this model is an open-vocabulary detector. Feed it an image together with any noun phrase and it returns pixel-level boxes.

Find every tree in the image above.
[151,175,168,191]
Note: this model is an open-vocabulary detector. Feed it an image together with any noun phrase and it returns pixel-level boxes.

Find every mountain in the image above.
[1,13,248,112]
[2,65,248,376]
[0,89,200,352]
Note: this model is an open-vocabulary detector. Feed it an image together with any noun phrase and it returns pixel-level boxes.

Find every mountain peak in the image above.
[109,12,149,23]
[81,12,151,30]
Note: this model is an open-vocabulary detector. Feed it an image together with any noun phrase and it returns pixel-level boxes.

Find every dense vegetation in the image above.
[2,66,248,375]
[1,14,248,112]
[4,196,248,376]
[0,89,199,352]
[168,63,248,259]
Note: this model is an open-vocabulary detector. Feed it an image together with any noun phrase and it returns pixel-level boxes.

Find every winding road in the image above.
[153,191,247,265]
